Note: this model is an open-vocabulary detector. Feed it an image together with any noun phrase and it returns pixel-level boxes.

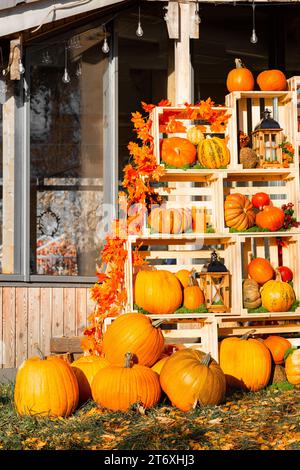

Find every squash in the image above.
[260,271,295,312]
[248,257,274,285]
[91,352,161,411]
[256,206,285,232]
[161,137,196,167]
[183,271,205,310]
[160,349,226,411]
[257,70,287,91]
[14,348,79,417]
[263,336,292,365]
[102,312,165,367]
[285,349,300,386]
[219,330,272,392]
[198,137,230,169]
[134,269,183,315]
[224,193,256,231]
[149,207,192,234]
[242,278,262,309]
[187,126,205,146]
[226,58,255,92]
[71,355,110,404]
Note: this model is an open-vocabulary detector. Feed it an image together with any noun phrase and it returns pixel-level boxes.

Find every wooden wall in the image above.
[0,286,94,368]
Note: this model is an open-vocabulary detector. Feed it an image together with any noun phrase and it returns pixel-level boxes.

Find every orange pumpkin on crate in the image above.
[260,270,295,312]
[183,271,205,310]
[255,206,285,232]
[161,137,197,168]
[248,257,274,285]
[257,70,287,91]
[226,58,255,92]
[224,193,256,231]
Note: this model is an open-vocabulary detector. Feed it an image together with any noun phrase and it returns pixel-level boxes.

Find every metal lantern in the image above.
[252,109,283,168]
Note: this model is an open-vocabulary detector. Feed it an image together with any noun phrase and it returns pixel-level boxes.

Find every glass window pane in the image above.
[30,27,108,276]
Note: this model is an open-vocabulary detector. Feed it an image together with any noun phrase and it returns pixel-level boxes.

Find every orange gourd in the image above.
[257,70,287,91]
[91,352,161,411]
[183,272,205,310]
[161,137,196,167]
[71,355,110,403]
[248,257,274,285]
[226,58,254,92]
[224,193,256,231]
[263,336,292,365]
[255,206,285,232]
[102,313,165,367]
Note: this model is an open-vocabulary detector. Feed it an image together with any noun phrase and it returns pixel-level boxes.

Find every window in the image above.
[28,26,114,278]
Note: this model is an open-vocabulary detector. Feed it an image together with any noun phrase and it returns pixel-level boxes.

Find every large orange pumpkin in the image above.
[102,313,165,367]
[263,336,292,365]
[14,352,79,417]
[134,269,183,315]
[160,349,226,411]
[285,349,300,386]
[226,58,255,92]
[248,257,274,285]
[71,355,110,403]
[257,70,287,91]
[149,207,192,234]
[219,330,272,392]
[161,137,196,167]
[91,352,161,411]
[260,271,295,312]
[224,193,256,231]
[255,206,285,232]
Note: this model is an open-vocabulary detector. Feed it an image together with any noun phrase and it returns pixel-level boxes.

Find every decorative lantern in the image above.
[198,251,230,313]
[252,109,283,168]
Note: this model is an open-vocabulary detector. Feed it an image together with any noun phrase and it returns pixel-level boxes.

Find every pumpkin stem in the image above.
[152,319,165,328]
[241,329,256,340]
[275,269,283,282]
[188,269,199,287]
[235,58,244,69]
[201,353,211,367]
[124,352,133,368]
[35,343,45,360]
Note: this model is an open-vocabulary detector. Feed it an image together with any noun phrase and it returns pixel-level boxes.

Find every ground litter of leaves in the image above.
[1,382,300,451]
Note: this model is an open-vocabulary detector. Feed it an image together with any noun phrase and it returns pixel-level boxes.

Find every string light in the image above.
[18,40,25,75]
[250,0,258,44]
[62,44,70,83]
[136,5,143,37]
[195,1,201,25]
[102,26,110,54]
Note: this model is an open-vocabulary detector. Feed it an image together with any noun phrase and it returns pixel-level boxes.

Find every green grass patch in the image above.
[248,299,300,314]
[267,381,295,392]
[134,303,209,314]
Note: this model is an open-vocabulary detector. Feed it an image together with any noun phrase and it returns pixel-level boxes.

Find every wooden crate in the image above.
[125,233,239,316]
[237,232,300,316]
[150,105,234,172]
[225,91,298,170]
[104,314,219,362]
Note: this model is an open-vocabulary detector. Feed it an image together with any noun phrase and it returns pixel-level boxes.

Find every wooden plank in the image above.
[63,288,76,337]
[40,288,52,357]
[2,287,16,368]
[50,336,83,354]
[86,286,96,320]
[27,288,40,358]
[76,288,88,336]
[15,287,28,367]
[52,288,64,337]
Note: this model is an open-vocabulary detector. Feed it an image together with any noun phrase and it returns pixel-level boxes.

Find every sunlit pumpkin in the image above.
[256,206,285,232]
[260,271,295,312]
[257,70,287,91]
[183,272,205,310]
[149,207,192,234]
[161,137,196,167]
[247,257,274,285]
[226,58,255,92]
[71,355,110,403]
[151,356,169,375]
[224,193,256,231]
[175,269,191,288]
[285,349,300,386]
[251,192,271,210]
[187,126,205,146]
[198,137,230,169]
[135,269,183,315]
[14,350,79,417]
[91,352,161,411]
[160,349,226,411]
[263,336,292,365]
[219,330,272,392]
[102,312,165,367]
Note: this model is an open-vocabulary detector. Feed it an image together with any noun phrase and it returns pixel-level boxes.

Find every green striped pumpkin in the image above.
[198,137,230,169]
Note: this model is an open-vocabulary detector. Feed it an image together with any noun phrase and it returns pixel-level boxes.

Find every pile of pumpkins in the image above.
[14,312,300,418]
[161,127,230,170]
[225,191,286,232]
[243,256,295,312]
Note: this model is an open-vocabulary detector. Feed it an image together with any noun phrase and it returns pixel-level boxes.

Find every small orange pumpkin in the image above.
[257,70,287,91]
[226,58,254,92]
[263,336,292,365]
[183,271,205,310]
[248,257,274,285]
[71,355,110,403]
[260,270,295,312]
[161,137,196,167]
[255,206,285,232]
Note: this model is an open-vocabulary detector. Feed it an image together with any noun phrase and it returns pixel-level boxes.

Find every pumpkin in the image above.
[242,278,262,309]
[71,355,110,403]
[183,272,205,310]
[247,257,274,285]
[187,126,205,146]
[198,137,230,169]
[226,58,255,92]
[285,349,300,386]
[277,266,293,283]
[151,355,169,375]
[256,206,285,232]
[175,269,191,288]
[224,193,256,231]
[160,349,226,411]
[219,330,272,392]
[149,207,192,234]
[260,271,295,312]
[161,137,196,167]
[102,313,165,367]
[263,335,292,365]
[251,192,271,210]
[257,70,287,91]
[91,352,161,411]
[14,348,79,417]
[135,269,183,315]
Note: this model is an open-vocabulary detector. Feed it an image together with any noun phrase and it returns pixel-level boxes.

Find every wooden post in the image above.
[175,3,192,104]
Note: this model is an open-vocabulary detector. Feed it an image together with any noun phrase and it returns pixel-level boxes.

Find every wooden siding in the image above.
[0,286,94,368]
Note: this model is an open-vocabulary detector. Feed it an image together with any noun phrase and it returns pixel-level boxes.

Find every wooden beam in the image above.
[175,3,192,104]
[164,2,179,39]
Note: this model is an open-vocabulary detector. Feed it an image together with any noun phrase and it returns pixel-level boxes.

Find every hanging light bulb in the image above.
[136,6,144,37]
[102,26,110,54]
[76,60,82,77]
[18,58,25,75]
[250,0,258,44]
[62,45,70,83]
[194,1,201,24]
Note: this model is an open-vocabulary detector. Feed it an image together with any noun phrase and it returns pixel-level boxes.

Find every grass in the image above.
[133,303,209,314]
[1,382,300,450]
[248,299,300,314]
